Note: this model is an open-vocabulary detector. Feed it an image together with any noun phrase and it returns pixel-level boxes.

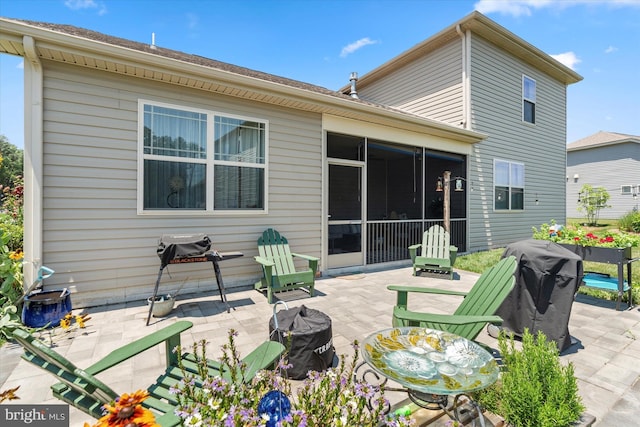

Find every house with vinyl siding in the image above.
[566,131,640,220]
[0,11,581,308]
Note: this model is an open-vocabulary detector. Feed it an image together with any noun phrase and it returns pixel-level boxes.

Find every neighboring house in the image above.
[0,12,581,307]
[567,131,640,220]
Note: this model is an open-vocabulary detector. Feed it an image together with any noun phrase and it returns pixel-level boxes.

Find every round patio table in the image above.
[361,327,499,426]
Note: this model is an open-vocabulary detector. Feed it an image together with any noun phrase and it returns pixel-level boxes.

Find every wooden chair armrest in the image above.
[238,341,286,382]
[395,309,503,326]
[254,256,275,267]
[85,320,193,375]
[291,253,320,262]
[418,314,503,325]
[291,253,319,273]
[408,244,421,250]
[387,285,468,297]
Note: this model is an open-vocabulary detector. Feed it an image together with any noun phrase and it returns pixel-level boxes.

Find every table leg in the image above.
[211,259,233,313]
[353,361,392,414]
[453,394,486,427]
[146,267,164,325]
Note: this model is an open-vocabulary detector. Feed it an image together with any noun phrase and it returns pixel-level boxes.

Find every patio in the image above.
[1,265,639,426]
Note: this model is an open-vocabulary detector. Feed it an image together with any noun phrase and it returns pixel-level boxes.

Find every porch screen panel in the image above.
[367,141,422,220]
[425,151,466,219]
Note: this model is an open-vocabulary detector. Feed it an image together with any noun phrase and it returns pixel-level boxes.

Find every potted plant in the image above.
[474,329,588,427]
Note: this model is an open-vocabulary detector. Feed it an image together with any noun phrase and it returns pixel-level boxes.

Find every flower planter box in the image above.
[557,244,632,264]
[557,243,634,310]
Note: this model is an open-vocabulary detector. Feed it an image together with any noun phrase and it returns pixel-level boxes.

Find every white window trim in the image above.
[493,158,525,211]
[621,185,632,195]
[522,75,536,125]
[137,99,269,215]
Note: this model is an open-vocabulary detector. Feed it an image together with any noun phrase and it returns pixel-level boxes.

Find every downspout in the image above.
[456,25,472,254]
[22,35,44,290]
[456,25,471,130]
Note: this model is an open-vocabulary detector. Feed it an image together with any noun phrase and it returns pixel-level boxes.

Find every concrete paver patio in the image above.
[1,265,639,426]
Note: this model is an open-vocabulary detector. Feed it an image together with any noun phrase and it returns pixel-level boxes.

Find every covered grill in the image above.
[147,234,243,325]
[495,239,583,352]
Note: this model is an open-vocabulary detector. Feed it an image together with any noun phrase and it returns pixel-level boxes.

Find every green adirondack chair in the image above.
[409,224,458,279]
[11,320,285,426]
[388,255,517,341]
[254,228,319,304]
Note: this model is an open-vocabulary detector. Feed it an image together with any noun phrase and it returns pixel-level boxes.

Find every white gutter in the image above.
[22,35,44,290]
[0,18,485,144]
[456,24,471,130]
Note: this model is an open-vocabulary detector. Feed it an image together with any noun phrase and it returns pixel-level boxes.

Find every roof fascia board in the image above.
[347,11,582,92]
[568,138,640,151]
[461,12,582,84]
[0,17,486,144]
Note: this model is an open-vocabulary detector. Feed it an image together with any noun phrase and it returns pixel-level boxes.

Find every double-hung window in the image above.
[494,159,524,210]
[523,75,536,124]
[139,101,267,213]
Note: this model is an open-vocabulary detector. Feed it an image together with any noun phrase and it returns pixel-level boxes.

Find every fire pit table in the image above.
[147,234,243,325]
[360,327,499,426]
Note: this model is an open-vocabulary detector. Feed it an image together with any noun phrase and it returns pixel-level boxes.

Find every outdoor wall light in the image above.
[435,175,467,192]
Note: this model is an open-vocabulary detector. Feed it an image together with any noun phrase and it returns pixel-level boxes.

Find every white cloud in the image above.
[604,45,618,54]
[64,0,107,15]
[17,61,24,70]
[186,13,199,30]
[474,0,554,17]
[550,51,581,70]
[65,0,96,10]
[475,0,640,17]
[340,37,378,58]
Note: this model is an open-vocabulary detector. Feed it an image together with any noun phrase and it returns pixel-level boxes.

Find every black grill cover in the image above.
[269,305,334,379]
[157,234,212,268]
[496,239,583,352]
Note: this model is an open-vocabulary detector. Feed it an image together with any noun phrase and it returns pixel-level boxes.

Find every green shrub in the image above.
[618,210,640,233]
[475,329,584,427]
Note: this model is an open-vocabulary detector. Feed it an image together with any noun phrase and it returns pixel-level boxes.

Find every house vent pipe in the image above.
[150,32,157,50]
[349,72,359,98]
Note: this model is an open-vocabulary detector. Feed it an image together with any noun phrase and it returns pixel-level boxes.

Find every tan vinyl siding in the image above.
[357,40,464,125]
[41,61,322,307]
[467,35,568,251]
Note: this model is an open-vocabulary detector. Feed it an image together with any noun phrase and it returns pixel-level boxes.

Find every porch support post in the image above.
[443,170,451,233]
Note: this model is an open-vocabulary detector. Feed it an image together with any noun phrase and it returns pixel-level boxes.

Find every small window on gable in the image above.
[621,185,632,195]
[523,75,536,124]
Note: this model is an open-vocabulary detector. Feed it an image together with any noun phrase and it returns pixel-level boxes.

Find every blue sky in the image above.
[1,0,640,149]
